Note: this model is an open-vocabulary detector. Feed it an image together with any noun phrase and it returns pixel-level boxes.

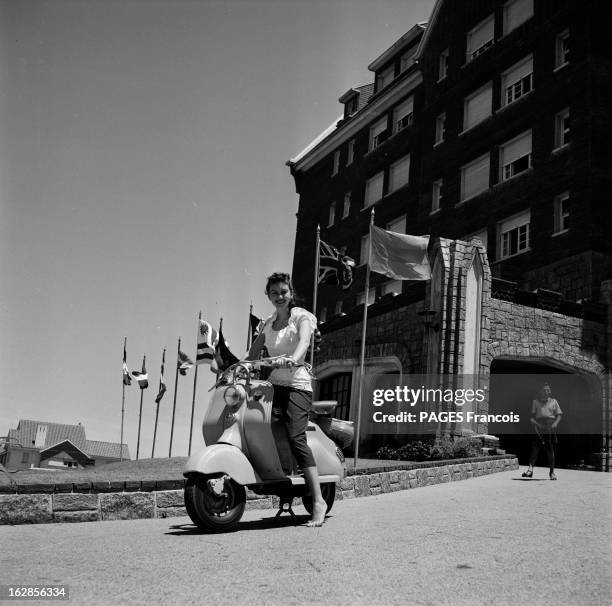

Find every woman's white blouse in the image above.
[262,307,317,391]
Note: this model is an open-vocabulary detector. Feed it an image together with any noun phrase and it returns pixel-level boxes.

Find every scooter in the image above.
[183,359,353,532]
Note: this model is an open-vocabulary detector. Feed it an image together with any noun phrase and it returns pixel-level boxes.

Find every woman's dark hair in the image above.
[265,272,305,310]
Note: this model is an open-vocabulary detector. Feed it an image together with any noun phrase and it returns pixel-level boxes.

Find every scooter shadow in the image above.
[166,513,326,535]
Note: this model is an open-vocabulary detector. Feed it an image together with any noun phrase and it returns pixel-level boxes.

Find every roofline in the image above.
[288,69,422,172]
[414,0,443,61]
[368,23,427,72]
[39,438,91,458]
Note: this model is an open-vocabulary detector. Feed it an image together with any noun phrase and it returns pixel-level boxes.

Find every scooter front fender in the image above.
[183,444,259,485]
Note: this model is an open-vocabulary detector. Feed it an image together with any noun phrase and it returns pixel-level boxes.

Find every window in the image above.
[389,155,410,193]
[498,210,530,259]
[347,139,355,165]
[387,215,406,235]
[369,117,388,151]
[332,150,340,175]
[357,287,376,307]
[376,65,395,91]
[364,171,384,207]
[500,130,532,181]
[460,153,490,202]
[342,192,351,219]
[438,49,449,80]
[434,113,446,145]
[502,56,533,106]
[382,279,403,296]
[503,0,533,35]
[319,307,327,323]
[555,30,569,69]
[359,233,370,265]
[328,201,336,227]
[466,16,494,62]
[463,82,492,131]
[21,452,29,464]
[319,373,352,420]
[431,179,443,213]
[334,300,343,315]
[393,97,414,134]
[345,95,359,118]
[554,192,570,234]
[554,108,570,150]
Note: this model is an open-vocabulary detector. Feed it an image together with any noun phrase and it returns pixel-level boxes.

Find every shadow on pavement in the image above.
[165,512,328,535]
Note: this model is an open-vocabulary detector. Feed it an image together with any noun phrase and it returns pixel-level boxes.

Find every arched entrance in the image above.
[489,359,603,468]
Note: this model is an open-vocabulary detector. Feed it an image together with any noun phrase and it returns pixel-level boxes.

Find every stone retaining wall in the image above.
[0,456,518,525]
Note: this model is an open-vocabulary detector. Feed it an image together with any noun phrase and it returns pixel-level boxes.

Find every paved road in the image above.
[1,467,610,606]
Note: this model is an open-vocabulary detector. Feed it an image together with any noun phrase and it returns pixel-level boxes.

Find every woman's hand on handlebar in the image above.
[270,356,296,368]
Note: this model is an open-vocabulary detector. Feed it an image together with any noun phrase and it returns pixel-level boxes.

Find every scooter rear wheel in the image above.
[302,482,336,516]
[185,474,246,533]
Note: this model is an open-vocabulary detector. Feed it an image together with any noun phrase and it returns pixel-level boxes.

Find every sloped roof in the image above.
[86,440,130,460]
[10,420,87,451]
[7,420,129,460]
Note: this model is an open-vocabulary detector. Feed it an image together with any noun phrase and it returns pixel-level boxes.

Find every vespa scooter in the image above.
[183,359,353,532]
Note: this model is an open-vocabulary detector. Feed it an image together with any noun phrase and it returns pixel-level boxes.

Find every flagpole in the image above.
[354,209,375,471]
[188,313,201,457]
[152,348,165,459]
[169,337,181,458]
[216,318,223,381]
[310,224,321,364]
[136,354,146,460]
[121,337,127,463]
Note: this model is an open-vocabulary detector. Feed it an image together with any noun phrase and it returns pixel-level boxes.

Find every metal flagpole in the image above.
[152,348,165,458]
[354,209,375,471]
[310,225,321,364]
[121,337,127,463]
[136,354,146,460]
[169,337,181,458]
[188,313,201,457]
[215,318,223,381]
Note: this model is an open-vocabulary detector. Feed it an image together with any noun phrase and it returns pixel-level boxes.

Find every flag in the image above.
[122,345,131,386]
[215,328,240,372]
[319,240,355,290]
[177,349,194,376]
[249,313,264,343]
[197,319,218,365]
[155,350,166,404]
[369,225,431,281]
[132,360,148,389]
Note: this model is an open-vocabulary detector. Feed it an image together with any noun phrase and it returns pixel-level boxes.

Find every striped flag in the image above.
[132,360,149,389]
[177,349,194,376]
[197,319,218,365]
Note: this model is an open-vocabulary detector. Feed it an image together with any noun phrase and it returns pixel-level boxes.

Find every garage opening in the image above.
[489,359,603,469]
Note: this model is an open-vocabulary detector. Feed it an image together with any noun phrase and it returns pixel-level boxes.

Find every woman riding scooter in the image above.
[247,272,327,527]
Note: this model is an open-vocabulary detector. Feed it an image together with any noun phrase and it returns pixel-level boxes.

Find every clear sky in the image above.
[0,0,435,459]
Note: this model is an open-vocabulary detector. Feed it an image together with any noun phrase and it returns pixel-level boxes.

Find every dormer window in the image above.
[376,65,395,92]
[344,96,359,118]
[400,48,415,73]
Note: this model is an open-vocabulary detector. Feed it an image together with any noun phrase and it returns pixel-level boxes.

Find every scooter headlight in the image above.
[223,385,246,408]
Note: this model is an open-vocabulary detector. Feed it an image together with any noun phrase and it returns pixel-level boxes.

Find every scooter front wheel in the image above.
[185,474,246,533]
[302,482,336,516]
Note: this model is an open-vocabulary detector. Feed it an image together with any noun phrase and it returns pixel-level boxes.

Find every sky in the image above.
[0,0,435,459]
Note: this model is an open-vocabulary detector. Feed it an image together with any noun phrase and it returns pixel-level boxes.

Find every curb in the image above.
[0,456,518,525]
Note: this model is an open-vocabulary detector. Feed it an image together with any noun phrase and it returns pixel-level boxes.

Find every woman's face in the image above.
[540,385,551,400]
[267,281,292,310]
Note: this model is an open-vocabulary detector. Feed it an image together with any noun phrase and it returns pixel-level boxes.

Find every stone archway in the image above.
[489,358,603,469]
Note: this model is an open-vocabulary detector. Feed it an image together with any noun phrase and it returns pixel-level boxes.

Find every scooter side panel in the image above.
[306,424,345,480]
[184,443,259,485]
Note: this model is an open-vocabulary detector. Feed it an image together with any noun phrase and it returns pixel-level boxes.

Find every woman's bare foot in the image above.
[306,498,327,527]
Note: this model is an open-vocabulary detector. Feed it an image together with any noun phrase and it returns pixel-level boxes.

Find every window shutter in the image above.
[462,154,490,200]
[503,57,533,87]
[464,84,492,130]
[501,131,532,164]
[365,172,384,206]
[389,155,410,192]
[504,0,533,34]
[467,16,494,58]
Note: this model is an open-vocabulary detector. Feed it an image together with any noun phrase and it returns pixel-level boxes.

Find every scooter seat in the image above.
[311,400,337,415]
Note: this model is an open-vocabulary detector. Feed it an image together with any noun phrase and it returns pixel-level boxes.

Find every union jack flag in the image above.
[319,239,355,291]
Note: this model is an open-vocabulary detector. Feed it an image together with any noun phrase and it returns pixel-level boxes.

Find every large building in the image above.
[287,0,611,469]
[0,420,130,471]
